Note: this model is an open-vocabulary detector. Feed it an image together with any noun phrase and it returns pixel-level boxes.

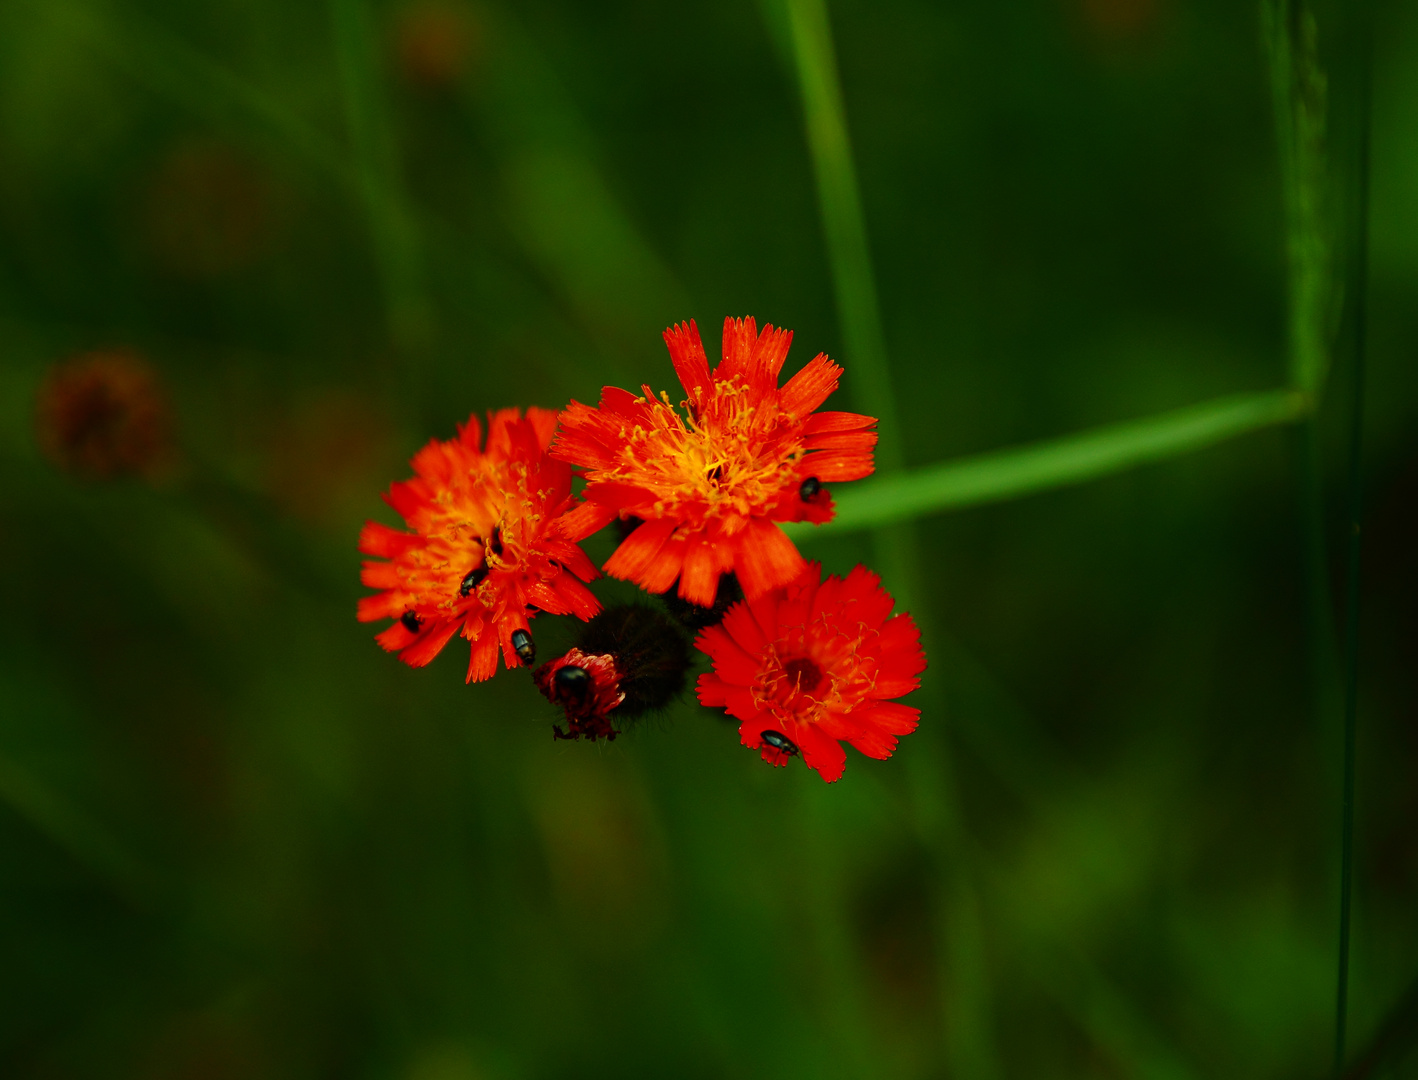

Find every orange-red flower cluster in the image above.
[358,407,599,682]
[357,317,925,782]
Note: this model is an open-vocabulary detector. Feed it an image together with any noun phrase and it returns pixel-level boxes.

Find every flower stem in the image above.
[787,389,1310,538]
[777,1,1000,1073]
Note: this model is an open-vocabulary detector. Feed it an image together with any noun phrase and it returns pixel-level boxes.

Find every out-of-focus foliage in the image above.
[0,0,1414,1077]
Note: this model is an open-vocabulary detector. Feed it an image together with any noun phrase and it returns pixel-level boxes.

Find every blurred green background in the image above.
[1,0,1415,1077]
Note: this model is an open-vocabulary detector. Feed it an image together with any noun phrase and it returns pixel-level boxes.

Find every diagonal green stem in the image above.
[787,388,1310,538]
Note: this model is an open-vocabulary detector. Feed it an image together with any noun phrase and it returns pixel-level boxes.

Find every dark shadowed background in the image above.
[1,0,1415,1077]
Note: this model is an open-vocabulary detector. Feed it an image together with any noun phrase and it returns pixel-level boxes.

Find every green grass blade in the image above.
[1263,0,1336,395]
[776,3,997,1074]
[779,0,903,471]
[787,388,1310,538]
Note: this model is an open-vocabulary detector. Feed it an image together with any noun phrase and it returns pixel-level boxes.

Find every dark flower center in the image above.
[783,657,824,694]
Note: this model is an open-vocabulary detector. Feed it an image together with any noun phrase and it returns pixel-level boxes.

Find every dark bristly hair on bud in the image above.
[532,605,692,742]
[661,571,742,632]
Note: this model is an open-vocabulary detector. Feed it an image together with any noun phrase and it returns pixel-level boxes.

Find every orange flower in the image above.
[358,408,600,681]
[695,563,925,783]
[553,317,876,606]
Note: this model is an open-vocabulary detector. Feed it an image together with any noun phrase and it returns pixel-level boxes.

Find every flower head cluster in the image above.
[358,318,925,783]
[553,317,876,605]
[696,563,926,782]
[358,407,600,682]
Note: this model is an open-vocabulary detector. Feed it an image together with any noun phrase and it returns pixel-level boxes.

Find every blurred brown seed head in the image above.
[394,2,480,92]
[145,142,276,278]
[35,350,175,481]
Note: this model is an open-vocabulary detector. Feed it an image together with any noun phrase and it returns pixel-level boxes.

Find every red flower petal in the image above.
[733,518,805,599]
[694,562,926,783]
[780,353,842,418]
[603,517,676,584]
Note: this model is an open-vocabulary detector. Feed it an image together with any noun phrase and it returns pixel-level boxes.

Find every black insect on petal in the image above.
[553,664,591,701]
[510,628,535,665]
[459,564,488,597]
[761,729,799,756]
[799,476,821,501]
[401,610,423,633]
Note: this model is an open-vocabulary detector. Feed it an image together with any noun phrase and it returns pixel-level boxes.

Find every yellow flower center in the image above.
[611,380,803,529]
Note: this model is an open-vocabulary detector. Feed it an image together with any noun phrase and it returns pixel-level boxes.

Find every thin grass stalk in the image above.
[1263,0,1335,396]
[779,0,903,472]
[1333,6,1372,1071]
[776,2,1000,1074]
[1262,10,1350,1072]
[779,0,918,604]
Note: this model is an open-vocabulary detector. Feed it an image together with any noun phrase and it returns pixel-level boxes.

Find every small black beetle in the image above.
[760,729,799,756]
[553,665,591,699]
[510,628,536,665]
[400,610,423,633]
[799,476,821,501]
[460,564,488,597]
